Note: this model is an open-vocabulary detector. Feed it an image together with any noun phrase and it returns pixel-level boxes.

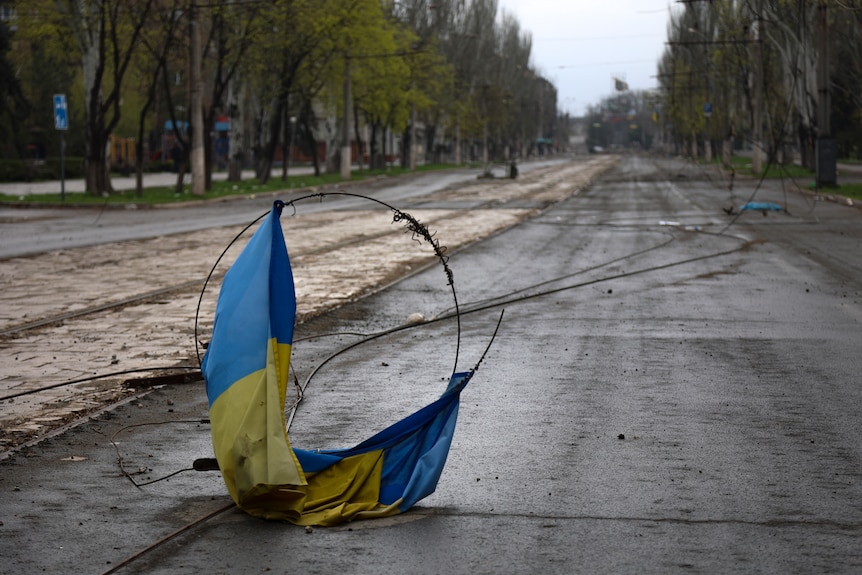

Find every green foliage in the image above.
[659,0,862,165]
[3,0,557,185]
[831,183,862,202]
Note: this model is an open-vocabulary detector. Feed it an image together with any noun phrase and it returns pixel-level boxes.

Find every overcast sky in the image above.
[497,0,676,117]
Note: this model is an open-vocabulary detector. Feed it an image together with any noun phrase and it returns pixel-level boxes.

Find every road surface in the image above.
[1,154,860,574]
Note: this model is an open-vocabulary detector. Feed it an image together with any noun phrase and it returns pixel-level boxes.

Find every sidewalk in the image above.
[0,158,565,198]
[0,166,318,197]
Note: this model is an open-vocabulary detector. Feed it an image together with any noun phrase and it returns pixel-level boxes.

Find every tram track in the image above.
[0,156,617,452]
[0,205,518,342]
[1,157,767,350]
[0,279,206,339]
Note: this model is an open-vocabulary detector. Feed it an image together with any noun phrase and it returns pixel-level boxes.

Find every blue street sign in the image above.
[54,94,68,130]
[703,102,713,118]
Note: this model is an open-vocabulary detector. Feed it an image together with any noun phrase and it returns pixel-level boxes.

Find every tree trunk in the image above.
[369,121,377,166]
[382,125,388,168]
[85,153,113,196]
[227,78,244,182]
[174,157,187,195]
[85,110,113,196]
[256,96,284,184]
[281,110,288,181]
[425,123,436,164]
[135,80,158,197]
[482,122,489,166]
[82,17,111,196]
[302,117,321,177]
[228,156,243,181]
[400,127,410,169]
[204,115,214,190]
[135,141,145,197]
[454,122,461,165]
[353,103,363,172]
[227,97,245,182]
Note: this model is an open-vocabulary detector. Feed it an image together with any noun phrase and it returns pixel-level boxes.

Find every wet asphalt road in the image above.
[1,155,861,574]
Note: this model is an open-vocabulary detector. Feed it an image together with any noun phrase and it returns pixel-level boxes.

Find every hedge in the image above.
[0,157,86,182]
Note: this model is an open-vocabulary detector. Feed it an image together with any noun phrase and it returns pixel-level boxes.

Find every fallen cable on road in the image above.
[195,197,502,526]
[0,366,201,402]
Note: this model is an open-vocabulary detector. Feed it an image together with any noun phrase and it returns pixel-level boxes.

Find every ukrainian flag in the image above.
[202,200,472,526]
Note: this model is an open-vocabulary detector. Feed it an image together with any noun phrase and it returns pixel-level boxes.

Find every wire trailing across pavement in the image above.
[0,366,201,402]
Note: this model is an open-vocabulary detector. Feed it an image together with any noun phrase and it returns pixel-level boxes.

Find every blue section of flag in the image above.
[268,209,296,344]
[202,203,296,406]
[293,371,472,507]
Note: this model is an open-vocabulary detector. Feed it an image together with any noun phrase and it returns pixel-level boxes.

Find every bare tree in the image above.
[60,0,155,195]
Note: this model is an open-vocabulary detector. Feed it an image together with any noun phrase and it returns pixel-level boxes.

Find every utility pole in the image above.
[705,111,712,163]
[816,0,836,187]
[704,33,712,163]
[689,72,697,160]
[341,56,351,180]
[722,55,731,167]
[752,5,763,175]
[190,4,205,196]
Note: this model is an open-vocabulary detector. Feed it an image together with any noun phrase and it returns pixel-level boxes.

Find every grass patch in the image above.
[723,155,861,202]
[812,182,862,202]
[726,156,814,180]
[0,163,457,206]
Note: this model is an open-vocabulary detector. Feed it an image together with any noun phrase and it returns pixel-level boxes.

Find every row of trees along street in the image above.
[581,0,862,185]
[655,0,862,184]
[0,0,565,197]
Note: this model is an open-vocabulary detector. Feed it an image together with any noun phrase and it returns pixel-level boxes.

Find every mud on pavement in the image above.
[0,157,616,454]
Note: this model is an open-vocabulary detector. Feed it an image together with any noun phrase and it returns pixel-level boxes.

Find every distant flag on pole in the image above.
[202,200,475,526]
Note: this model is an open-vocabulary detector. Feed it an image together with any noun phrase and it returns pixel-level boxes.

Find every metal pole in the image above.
[689,72,697,160]
[705,115,712,163]
[60,132,65,202]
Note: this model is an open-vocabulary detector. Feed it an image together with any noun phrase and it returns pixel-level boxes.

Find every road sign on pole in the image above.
[53,95,68,201]
[54,94,68,131]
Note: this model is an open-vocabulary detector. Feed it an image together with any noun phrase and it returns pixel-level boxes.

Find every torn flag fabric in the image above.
[201,200,472,526]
